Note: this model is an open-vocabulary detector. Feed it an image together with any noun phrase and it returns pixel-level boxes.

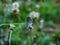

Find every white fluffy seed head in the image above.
[12,2,19,8]
[29,11,40,19]
[12,2,20,13]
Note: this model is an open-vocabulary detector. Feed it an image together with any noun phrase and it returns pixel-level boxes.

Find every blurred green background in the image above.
[0,0,60,45]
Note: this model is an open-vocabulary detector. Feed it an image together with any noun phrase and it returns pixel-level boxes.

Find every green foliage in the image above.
[46,21,55,27]
[52,30,60,43]
[55,30,60,38]
[40,2,57,21]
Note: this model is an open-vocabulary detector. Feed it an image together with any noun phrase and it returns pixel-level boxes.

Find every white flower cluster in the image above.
[29,11,40,19]
[12,2,20,13]
[40,19,44,29]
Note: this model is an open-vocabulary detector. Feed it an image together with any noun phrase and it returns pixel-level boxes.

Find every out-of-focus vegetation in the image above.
[0,0,60,23]
[0,0,60,45]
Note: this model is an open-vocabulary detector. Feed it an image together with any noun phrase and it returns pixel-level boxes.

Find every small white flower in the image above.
[36,4,40,9]
[40,19,44,29]
[12,2,20,13]
[12,2,19,8]
[10,24,15,28]
[29,11,40,19]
